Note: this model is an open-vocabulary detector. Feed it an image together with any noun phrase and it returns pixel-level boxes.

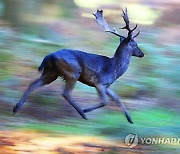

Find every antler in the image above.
[93,10,125,38]
[120,8,140,38]
[93,9,140,39]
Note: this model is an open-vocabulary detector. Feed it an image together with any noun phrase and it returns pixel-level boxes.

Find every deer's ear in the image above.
[120,36,125,42]
[126,34,133,42]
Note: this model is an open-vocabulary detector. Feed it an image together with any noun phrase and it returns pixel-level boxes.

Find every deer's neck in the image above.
[112,44,132,79]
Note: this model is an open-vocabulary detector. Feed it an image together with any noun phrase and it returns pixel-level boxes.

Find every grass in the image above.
[10,108,179,140]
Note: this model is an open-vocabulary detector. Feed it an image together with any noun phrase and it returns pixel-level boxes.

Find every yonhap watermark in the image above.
[124,133,138,148]
[125,133,180,148]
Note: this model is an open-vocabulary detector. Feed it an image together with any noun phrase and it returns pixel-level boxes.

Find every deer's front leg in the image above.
[106,88,133,124]
[83,84,109,113]
[63,80,87,120]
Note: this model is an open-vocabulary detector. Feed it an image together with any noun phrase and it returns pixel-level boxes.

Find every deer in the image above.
[13,8,144,124]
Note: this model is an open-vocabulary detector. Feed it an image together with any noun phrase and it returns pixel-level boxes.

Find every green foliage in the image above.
[115,81,142,97]
[10,108,180,140]
[0,51,14,79]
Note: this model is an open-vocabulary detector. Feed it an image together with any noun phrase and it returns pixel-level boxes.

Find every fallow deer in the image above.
[13,8,144,124]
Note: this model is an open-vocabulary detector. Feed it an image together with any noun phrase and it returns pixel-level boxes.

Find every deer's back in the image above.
[51,49,116,87]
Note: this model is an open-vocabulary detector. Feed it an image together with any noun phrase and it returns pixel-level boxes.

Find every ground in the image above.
[0,130,154,154]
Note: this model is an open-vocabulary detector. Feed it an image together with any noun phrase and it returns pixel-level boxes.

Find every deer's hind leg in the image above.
[13,68,58,113]
[54,58,87,119]
[63,79,87,120]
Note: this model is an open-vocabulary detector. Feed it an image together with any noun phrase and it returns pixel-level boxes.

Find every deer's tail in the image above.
[38,55,51,72]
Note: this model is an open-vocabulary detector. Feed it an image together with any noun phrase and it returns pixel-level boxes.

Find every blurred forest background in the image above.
[0,0,180,153]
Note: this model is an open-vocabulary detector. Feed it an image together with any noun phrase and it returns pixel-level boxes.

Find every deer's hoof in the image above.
[129,120,133,124]
[81,113,88,120]
[127,118,133,124]
[125,112,134,124]
[83,114,88,120]
[13,105,18,114]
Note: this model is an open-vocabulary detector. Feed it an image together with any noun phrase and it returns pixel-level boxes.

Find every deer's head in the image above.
[93,8,144,58]
[121,37,144,58]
